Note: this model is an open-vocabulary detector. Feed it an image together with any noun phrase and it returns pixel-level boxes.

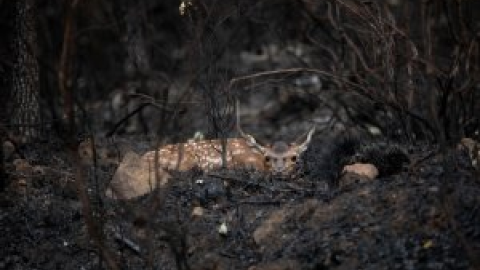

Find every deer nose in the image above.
[271,162,288,176]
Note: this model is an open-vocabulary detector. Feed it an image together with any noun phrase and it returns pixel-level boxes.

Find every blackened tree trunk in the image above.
[10,0,42,142]
[1,0,42,142]
[0,0,41,190]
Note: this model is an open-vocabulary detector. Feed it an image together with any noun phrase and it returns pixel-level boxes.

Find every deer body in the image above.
[106,101,316,200]
[107,134,313,200]
[141,138,267,172]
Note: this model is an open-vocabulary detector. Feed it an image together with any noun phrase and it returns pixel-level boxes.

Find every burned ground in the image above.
[1,0,480,269]
[1,131,479,270]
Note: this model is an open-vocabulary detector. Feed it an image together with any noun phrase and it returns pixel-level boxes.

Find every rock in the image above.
[218,222,228,236]
[342,163,379,179]
[339,163,379,188]
[192,206,205,217]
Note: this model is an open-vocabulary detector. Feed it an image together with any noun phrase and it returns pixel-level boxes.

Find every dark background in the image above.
[0,1,479,269]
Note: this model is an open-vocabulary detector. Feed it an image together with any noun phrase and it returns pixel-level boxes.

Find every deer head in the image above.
[236,100,315,176]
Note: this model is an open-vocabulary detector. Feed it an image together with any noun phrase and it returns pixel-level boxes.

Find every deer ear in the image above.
[297,125,316,153]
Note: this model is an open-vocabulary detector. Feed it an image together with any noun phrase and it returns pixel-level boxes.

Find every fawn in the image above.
[106,103,316,199]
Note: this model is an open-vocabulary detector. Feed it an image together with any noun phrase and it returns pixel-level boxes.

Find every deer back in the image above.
[141,138,266,172]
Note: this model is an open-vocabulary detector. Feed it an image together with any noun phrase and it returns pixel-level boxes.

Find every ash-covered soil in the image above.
[1,135,479,270]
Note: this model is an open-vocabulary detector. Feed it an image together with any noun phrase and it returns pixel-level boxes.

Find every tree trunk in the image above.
[0,0,41,190]
[9,0,42,142]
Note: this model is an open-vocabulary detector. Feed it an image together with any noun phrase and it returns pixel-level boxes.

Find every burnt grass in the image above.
[1,132,480,270]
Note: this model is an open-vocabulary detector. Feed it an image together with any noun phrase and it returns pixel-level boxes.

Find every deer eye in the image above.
[290,156,297,162]
[265,156,271,162]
